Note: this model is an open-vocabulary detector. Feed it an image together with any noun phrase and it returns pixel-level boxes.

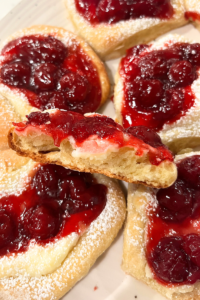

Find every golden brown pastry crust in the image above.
[0,171,126,300]
[65,0,187,60]
[8,118,177,189]
[114,34,200,154]
[0,25,110,118]
[0,94,29,171]
[122,152,200,300]
[185,0,200,29]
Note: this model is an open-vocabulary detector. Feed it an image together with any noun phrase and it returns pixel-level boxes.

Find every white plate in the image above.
[0,1,200,299]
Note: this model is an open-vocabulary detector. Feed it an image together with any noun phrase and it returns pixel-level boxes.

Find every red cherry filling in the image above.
[168,61,196,87]
[75,0,174,25]
[1,62,31,87]
[14,110,174,166]
[0,164,107,256]
[157,180,193,222]
[0,35,101,114]
[125,126,163,148]
[150,237,189,283]
[34,63,58,91]
[25,204,61,240]
[59,72,90,102]
[0,211,15,248]
[120,43,199,130]
[32,165,59,198]
[184,234,200,268]
[147,155,200,285]
[178,156,200,189]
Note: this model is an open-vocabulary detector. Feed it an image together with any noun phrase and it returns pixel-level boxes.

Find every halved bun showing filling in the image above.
[65,0,187,59]
[0,159,126,299]
[123,151,200,299]
[8,109,177,188]
[114,35,200,154]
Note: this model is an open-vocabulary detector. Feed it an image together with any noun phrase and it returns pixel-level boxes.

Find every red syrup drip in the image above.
[0,35,101,114]
[0,164,107,257]
[146,155,200,285]
[185,11,200,22]
[120,42,200,131]
[13,110,174,166]
[74,0,174,25]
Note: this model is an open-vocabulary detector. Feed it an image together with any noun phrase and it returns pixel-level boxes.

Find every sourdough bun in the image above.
[122,151,200,300]
[0,25,110,118]
[0,160,126,300]
[114,34,200,154]
[8,110,177,189]
[65,0,187,60]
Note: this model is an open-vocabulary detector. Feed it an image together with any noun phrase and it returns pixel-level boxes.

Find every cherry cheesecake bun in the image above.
[65,0,187,60]
[0,159,126,300]
[185,0,200,30]
[8,109,177,188]
[123,151,200,300]
[0,25,110,118]
[114,35,200,154]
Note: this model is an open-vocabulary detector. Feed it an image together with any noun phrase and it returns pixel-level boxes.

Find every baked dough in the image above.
[114,34,200,154]
[0,162,126,299]
[122,151,200,300]
[0,25,110,118]
[65,0,187,60]
[0,94,29,172]
[185,0,200,30]
[8,109,177,188]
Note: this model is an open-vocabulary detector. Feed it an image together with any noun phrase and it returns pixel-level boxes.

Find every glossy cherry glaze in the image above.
[0,35,101,114]
[147,155,200,285]
[13,110,173,166]
[75,0,174,25]
[120,42,200,131]
[185,11,200,22]
[0,164,107,257]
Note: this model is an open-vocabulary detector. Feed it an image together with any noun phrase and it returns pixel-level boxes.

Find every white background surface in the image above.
[0,1,200,300]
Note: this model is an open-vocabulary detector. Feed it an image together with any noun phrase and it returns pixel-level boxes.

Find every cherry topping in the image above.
[184,234,200,267]
[1,61,31,87]
[136,79,163,108]
[178,156,200,189]
[32,165,59,198]
[97,0,128,24]
[34,63,58,91]
[157,180,193,222]
[168,60,197,87]
[26,111,51,125]
[59,72,90,102]
[120,43,199,130]
[25,204,61,240]
[0,35,101,114]
[125,126,163,148]
[0,211,15,248]
[75,0,174,25]
[151,236,189,283]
